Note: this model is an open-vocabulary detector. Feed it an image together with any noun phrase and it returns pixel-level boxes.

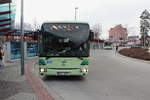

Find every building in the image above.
[0,0,16,35]
[109,24,128,42]
[0,1,38,62]
[0,0,16,44]
[4,30,38,61]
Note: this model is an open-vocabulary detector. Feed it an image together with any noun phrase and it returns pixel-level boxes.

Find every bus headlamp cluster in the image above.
[40,68,47,72]
[40,68,44,72]
[81,68,88,73]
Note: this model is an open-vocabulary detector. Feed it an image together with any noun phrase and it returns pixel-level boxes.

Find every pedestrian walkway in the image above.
[0,57,54,100]
[26,62,54,100]
[0,63,37,100]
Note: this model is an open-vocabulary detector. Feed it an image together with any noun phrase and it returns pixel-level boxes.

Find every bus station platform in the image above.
[0,57,54,100]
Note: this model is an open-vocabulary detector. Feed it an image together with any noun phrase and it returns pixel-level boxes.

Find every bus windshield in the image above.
[40,23,90,57]
[41,23,89,46]
[104,42,112,46]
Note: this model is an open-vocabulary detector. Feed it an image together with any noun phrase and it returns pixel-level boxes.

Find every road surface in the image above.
[43,49,150,100]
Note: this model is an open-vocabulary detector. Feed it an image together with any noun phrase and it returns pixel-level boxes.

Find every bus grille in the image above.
[48,68,79,70]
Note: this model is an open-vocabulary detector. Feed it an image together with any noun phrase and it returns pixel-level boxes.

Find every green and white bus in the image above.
[38,22,91,76]
[104,41,113,50]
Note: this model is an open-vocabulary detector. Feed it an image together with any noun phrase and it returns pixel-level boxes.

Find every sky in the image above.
[14,0,150,39]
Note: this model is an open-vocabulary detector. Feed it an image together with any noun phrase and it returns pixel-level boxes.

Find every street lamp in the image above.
[20,0,25,75]
[75,7,79,21]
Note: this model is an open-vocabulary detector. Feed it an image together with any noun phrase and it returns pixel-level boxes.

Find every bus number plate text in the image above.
[57,72,68,76]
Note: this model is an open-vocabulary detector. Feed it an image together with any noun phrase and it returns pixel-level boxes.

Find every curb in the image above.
[117,53,150,64]
[31,63,64,100]
[25,62,54,100]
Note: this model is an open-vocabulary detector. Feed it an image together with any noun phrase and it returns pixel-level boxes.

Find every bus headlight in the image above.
[40,68,47,72]
[81,68,88,73]
[40,68,44,72]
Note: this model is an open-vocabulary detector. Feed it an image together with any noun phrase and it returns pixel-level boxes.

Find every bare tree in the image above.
[15,22,33,31]
[15,21,41,31]
[33,18,40,31]
[92,23,102,39]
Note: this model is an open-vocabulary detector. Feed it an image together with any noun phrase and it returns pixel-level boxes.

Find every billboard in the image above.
[0,0,11,4]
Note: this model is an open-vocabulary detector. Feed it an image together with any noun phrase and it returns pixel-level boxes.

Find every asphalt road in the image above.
[43,49,150,100]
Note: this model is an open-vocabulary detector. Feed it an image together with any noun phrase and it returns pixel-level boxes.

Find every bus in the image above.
[103,41,113,50]
[38,22,91,76]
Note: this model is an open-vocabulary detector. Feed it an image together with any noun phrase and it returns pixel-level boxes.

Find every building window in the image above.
[11,42,21,59]
[27,43,38,57]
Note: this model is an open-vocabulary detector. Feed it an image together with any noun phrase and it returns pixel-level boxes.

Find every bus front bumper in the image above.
[39,67,88,76]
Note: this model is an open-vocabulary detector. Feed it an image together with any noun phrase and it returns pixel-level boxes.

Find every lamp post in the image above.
[20,0,25,75]
[75,7,79,21]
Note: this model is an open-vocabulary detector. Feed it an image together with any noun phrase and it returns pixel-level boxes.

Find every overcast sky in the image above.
[15,0,150,39]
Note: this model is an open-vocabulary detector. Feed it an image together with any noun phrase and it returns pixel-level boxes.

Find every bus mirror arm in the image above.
[89,30,94,40]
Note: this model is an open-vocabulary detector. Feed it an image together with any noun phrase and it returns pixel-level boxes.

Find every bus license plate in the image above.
[57,72,68,76]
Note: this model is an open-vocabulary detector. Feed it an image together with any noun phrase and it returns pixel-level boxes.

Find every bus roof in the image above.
[42,21,89,24]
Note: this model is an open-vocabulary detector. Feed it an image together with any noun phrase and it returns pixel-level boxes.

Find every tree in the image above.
[140,9,150,47]
[33,18,40,31]
[92,23,102,39]
[15,22,33,31]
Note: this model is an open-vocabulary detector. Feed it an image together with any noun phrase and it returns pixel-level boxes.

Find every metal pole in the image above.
[75,7,78,20]
[20,0,25,75]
